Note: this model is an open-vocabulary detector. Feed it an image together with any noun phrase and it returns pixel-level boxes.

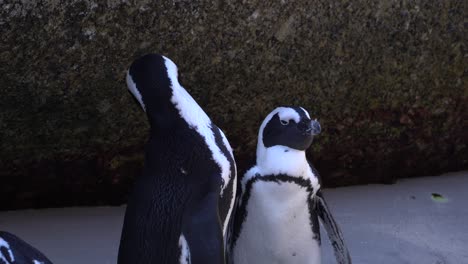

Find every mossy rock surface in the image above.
[1,0,466,210]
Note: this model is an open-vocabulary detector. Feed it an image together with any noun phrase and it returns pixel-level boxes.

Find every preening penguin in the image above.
[118,54,237,264]
[231,107,351,264]
[0,231,53,264]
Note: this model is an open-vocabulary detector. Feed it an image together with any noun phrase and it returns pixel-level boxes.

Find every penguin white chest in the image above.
[234,180,321,264]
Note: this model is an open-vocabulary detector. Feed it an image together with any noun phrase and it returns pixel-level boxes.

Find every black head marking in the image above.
[262,107,321,151]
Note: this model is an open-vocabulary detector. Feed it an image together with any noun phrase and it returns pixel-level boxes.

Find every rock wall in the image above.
[1,0,466,210]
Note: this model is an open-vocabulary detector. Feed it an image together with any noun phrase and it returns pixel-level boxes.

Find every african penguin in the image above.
[118,54,237,264]
[0,231,53,264]
[230,106,351,264]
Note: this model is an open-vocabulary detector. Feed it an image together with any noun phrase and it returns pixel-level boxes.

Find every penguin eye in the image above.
[280,119,289,126]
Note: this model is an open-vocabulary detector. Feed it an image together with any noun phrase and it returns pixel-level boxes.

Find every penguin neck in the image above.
[256,144,310,177]
[160,54,212,131]
[144,84,210,134]
[168,79,211,131]
[129,55,211,132]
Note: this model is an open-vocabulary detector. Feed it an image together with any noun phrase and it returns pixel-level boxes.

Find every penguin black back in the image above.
[119,54,237,264]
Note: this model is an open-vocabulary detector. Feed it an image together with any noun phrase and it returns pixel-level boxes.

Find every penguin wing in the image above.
[315,191,352,264]
[181,175,225,264]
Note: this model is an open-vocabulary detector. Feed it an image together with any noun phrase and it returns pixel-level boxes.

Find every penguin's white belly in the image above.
[234,181,321,264]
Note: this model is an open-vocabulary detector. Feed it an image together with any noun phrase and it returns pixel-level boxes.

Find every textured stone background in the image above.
[1,0,466,210]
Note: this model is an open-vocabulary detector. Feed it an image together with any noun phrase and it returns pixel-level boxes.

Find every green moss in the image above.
[109,154,144,170]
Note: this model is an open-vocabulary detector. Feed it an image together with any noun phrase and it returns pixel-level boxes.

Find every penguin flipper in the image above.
[315,191,352,264]
[0,231,53,264]
[182,177,225,264]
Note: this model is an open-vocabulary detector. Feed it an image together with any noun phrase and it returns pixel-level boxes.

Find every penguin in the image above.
[230,106,351,264]
[118,54,237,264]
[0,231,53,264]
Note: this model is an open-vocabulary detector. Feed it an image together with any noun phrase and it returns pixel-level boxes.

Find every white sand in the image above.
[1,171,467,264]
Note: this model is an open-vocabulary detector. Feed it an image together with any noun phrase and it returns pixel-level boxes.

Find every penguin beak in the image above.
[307,119,321,136]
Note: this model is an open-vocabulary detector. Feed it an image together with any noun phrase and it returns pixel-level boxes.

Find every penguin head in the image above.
[126,53,190,129]
[258,106,321,152]
[254,106,321,179]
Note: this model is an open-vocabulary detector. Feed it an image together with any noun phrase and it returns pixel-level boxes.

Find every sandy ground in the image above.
[1,171,467,264]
